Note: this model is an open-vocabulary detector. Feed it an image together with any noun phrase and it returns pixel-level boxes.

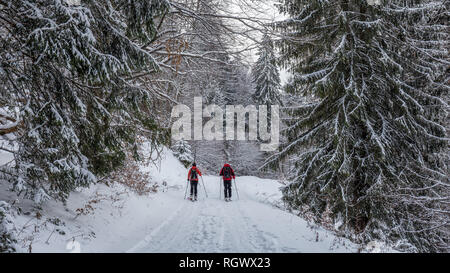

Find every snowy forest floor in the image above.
[0,147,394,253]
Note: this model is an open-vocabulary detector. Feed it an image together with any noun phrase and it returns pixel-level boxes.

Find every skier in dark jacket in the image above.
[187,163,202,201]
[219,163,235,201]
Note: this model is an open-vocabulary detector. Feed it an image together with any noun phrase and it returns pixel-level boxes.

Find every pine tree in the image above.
[220,58,242,105]
[0,0,170,202]
[270,0,449,252]
[206,83,226,106]
[252,34,282,106]
[172,139,194,167]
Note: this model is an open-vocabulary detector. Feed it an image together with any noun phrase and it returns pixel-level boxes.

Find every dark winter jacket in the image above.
[219,164,235,181]
[188,166,202,181]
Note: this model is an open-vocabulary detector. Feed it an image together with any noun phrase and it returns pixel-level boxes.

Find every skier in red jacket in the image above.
[219,163,235,201]
[187,163,202,201]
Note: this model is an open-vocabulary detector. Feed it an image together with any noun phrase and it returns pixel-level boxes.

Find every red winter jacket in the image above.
[219,164,235,181]
[188,166,202,181]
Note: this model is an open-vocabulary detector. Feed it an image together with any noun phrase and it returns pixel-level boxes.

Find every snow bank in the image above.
[140,145,187,188]
[233,176,284,208]
[1,145,189,253]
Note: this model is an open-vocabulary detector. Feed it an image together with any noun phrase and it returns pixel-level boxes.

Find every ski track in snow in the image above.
[126,175,356,253]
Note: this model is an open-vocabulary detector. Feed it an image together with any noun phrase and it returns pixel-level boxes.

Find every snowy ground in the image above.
[126,175,356,253]
[1,147,382,253]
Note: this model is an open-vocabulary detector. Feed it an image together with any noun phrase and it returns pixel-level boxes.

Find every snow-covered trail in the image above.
[126,175,355,253]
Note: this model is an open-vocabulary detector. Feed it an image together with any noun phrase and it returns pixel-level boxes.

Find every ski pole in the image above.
[184,180,189,199]
[219,177,222,200]
[233,178,240,200]
[200,176,208,198]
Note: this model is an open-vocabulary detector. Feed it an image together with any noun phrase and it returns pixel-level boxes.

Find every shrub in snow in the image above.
[0,201,17,253]
[108,157,158,196]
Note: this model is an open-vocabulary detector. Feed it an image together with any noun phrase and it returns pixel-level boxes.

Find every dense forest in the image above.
[0,0,448,253]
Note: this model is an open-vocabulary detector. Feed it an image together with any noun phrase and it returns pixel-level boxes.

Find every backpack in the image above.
[223,166,231,179]
[190,168,198,180]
